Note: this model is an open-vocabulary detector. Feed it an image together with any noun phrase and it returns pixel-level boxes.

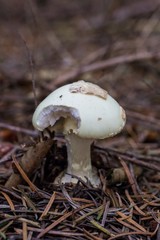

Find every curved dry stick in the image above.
[50,51,160,88]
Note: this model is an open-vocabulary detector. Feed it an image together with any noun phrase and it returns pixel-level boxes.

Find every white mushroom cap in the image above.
[32,80,126,139]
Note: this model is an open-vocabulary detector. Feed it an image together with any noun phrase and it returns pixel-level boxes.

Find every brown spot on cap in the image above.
[69,80,108,100]
[120,106,126,122]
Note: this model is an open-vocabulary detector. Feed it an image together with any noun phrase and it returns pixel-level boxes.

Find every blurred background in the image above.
[0,0,160,146]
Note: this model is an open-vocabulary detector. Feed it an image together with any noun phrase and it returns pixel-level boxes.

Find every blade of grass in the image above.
[116,217,143,232]
[22,221,28,240]
[75,205,103,223]
[83,228,102,240]
[16,226,84,237]
[117,211,147,232]
[37,210,73,238]
[37,202,94,238]
[90,220,114,237]
[12,156,37,192]
[0,191,15,211]
[125,190,146,216]
[108,230,152,240]
[4,214,39,227]
[39,192,56,220]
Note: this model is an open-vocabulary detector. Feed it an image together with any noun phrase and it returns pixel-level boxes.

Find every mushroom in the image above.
[32,80,126,187]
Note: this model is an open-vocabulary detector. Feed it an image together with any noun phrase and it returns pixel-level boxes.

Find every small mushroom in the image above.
[32,80,126,187]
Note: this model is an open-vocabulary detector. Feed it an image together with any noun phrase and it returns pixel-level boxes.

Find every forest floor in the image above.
[0,1,160,239]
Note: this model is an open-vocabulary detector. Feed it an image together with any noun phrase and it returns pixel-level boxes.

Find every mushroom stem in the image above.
[62,133,100,187]
[66,133,92,175]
